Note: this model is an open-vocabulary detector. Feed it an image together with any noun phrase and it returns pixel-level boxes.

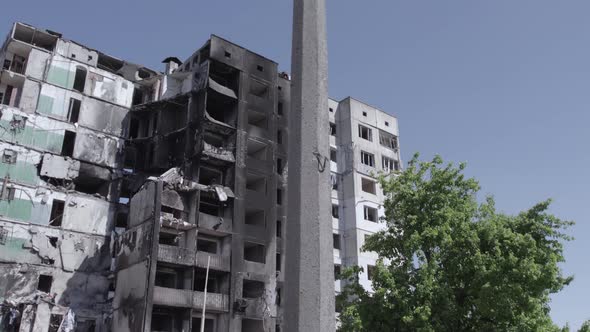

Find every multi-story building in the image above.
[0,22,400,332]
[328,98,401,293]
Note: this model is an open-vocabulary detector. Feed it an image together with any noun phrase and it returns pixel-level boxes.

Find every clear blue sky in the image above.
[3,0,589,328]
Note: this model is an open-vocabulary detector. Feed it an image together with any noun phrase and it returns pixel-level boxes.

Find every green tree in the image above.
[337,155,574,332]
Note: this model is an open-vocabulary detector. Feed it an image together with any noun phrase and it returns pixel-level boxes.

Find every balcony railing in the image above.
[157,244,230,271]
[152,286,229,312]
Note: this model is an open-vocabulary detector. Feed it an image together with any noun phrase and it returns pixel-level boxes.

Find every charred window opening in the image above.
[276,189,283,205]
[329,122,336,136]
[276,158,283,174]
[158,232,178,246]
[245,207,265,227]
[115,211,128,229]
[128,117,139,139]
[199,167,223,186]
[247,109,268,131]
[332,204,339,219]
[74,177,110,197]
[155,265,186,289]
[246,173,266,194]
[249,79,269,99]
[333,234,341,250]
[61,131,76,157]
[196,235,218,254]
[49,199,65,227]
[192,317,215,332]
[276,220,282,238]
[209,60,239,92]
[67,98,81,123]
[246,140,267,161]
[194,268,227,293]
[199,192,221,217]
[206,89,237,127]
[242,319,264,332]
[73,66,87,93]
[161,205,184,220]
[1,85,14,106]
[244,242,265,264]
[37,274,53,292]
[151,312,174,332]
[276,253,281,272]
[132,87,144,106]
[48,314,63,332]
[199,44,211,64]
[242,279,265,299]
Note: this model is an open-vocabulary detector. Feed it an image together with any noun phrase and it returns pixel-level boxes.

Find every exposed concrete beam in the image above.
[285,0,335,331]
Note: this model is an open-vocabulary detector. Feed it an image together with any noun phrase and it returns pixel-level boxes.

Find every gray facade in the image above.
[0,22,400,332]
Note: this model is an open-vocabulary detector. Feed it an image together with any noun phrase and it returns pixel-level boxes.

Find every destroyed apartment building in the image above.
[0,22,402,332]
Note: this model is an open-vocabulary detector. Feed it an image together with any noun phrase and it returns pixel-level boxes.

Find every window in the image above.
[362,111,367,117]
[277,158,283,174]
[73,66,87,92]
[278,102,284,115]
[244,242,266,263]
[329,122,336,136]
[277,130,283,144]
[379,131,398,150]
[332,204,339,218]
[361,178,376,195]
[330,148,337,162]
[62,131,76,157]
[49,199,65,227]
[257,65,264,72]
[333,233,341,250]
[360,151,375,167]
[2,86,14,105]
[37,274,53,293]
[67,98,81,123]
[0,187,16,201]
[276,220,282,238]
[358,125,372,141]
[382,156,396,172]
[277,188,283,205]
[385,121,389,127]
[329,107,334,112]
[364,206,378,222]
[334,264,341,279]
[224,51,232,58]
[331,173,338,191]
[367,265,376,280]
[49,314,63,332]
[197,236,218,254]
[2,149,17,164]
[276,253,281,271]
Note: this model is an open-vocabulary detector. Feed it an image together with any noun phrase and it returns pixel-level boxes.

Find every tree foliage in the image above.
[337,155,575,332]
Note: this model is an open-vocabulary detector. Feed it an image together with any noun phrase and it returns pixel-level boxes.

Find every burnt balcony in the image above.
[152,286,229,313]
[157,245,230,272]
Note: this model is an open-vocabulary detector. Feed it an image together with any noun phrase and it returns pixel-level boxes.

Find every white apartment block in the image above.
[328,97,401,293]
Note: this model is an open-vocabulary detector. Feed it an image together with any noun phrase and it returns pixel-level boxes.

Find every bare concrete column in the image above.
[285,0,335,331]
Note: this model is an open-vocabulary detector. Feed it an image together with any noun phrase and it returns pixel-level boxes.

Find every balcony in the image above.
[152,286,229,312]
[157,245,230,272]
[202,141,235,163]
[198,212,232,234]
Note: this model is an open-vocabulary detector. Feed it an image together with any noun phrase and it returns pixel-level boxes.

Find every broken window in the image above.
[49,199,65,227]
[155,265,182,289]
[360,151,375,167]
[197,235,218,254]
[115,211,128,229]
[331,173,338,191]
[276,220,282,238]
[242,279,265,299]
[37,274,53,293]
[158,232,178,246]
[332,204,339,219]
[277,158,283,174]
[382,156,396,172]
[277,101,284,115]
[256,65,264,72]
[151,313,174,332]
[379,131,398,150]
[330,148,337,162]
[0,187,16,201]
[10,55,26,74]
[67,98,81,123]
[73,66,87,92]
[199,193,221,217]
[277,188,283,205]
[199,167,222,186]
[61,131,76,157]
[329,122,336,136]
[194,268,219,293]
[277,130,283,144]
[245,208,265,227]
[2,85,14,105]
[333,233,341,250]
[247,109,268,130]
[334,264,342,279]
[276,253,281,271]
[249,79,269,99]
[244,242,265,264]
[361,178,376,195]
[358,125,372,141]
[48,314,63,332]
[2,149,17,164]
[363,206,378,222]
[276,288,282,306]
[192,317,215,332]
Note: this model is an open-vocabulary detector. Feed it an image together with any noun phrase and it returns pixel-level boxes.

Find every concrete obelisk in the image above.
[284,0,335,331]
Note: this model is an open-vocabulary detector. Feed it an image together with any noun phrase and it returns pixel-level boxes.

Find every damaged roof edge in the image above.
[210,34,279,65]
